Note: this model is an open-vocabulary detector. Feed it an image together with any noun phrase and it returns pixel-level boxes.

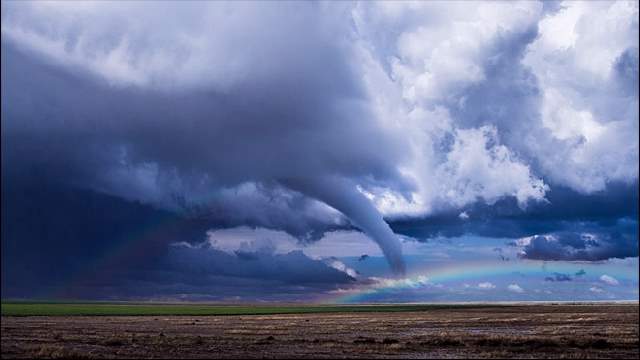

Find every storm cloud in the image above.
[2,1,415,273]
[518,224,639,261]
[1,1,638,299]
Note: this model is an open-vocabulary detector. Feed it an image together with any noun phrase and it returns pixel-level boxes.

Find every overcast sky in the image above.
[1,0,638,302]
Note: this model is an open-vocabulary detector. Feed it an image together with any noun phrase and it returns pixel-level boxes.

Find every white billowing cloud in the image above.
[477,282,496,290]
[352,1,552,217]
[527,1,637,80]
[206,227,300,256]
[434,126,548,208]
[523,0,639,193]
[205,226,435,260]
[355,1,543,104]
[324,258,359,279]
[1,1,353,92]
[300,230,383,258]
[206,227,388,260]
[1,2,217,89]
[589,286,605,293]
[203,227,361,279]
[507,283,525,293]
[357,71,551,217]
[369,275,432,290]
[353,0,638,216]
[600,274,620,286]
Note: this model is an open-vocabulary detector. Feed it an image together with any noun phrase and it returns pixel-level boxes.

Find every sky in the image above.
[1,0,638,303]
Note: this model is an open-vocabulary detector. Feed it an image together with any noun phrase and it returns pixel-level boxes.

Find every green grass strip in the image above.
[1,302,497,316]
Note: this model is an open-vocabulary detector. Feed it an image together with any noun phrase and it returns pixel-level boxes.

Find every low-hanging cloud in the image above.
[518,225,639,261]
[2,1,414,273]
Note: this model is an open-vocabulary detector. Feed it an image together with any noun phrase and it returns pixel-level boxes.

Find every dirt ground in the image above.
[2,304,639,359]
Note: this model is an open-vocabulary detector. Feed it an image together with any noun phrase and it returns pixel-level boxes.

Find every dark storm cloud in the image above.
[1,183,354,300]
[390,182,638,261]
[1,41,405,189]
[1,0,412,273]
[519,226,638,261]
[615,47,640,96]
[106,244,355,302]
[391,183,638,239]
[0,183,210,298]
[544,273,573,282]
[30,244,355,301]
[1,0,411,299]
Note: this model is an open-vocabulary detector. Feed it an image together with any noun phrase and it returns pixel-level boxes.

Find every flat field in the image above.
[1,303,638,358]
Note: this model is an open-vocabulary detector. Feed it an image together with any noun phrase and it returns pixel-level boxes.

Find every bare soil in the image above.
[2,304,638,358]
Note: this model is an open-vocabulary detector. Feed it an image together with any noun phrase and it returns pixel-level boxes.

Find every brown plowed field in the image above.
[2,304,638,358]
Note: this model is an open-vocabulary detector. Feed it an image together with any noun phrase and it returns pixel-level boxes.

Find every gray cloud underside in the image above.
[518,225,638,261]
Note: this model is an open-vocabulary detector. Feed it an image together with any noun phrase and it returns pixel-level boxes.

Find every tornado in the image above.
[283,176,406,276]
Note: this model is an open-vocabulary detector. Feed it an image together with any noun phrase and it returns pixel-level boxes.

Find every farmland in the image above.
[2,303,638,358]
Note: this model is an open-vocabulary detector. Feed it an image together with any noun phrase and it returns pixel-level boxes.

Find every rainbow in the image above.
[51,214,187,299]
[328,259,639,303]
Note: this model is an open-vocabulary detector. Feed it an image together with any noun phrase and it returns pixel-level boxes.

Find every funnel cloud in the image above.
[283,177,406,275]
